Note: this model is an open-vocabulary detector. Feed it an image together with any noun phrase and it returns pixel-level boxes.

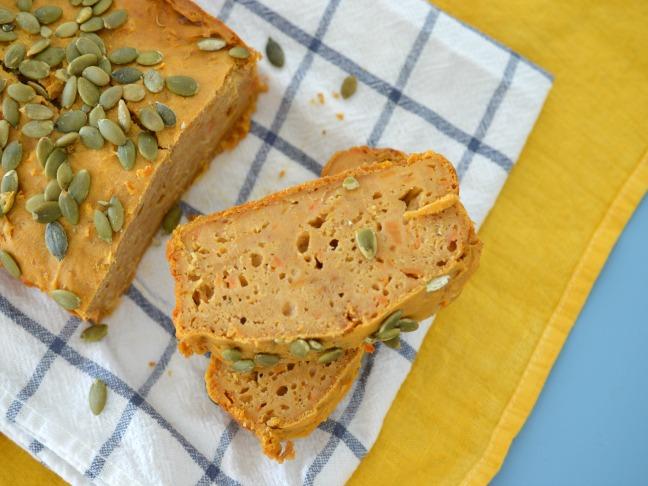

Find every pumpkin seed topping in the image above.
[93,208,112,242]
[88,379,107,415]
[80,323,108,342]
[2,141,22,170]
[254,353,280,367]
[197,37,226,52]
[98,118,125,145]
[228,46,249,59]
[55,21,78,37]
[1,170,18,193]
[161,204,182,234]
[32,200,61,223]
[122,83,144,102]
[68,169,90,203]
[155,102,176,127]
[4,42,26,69]
[111,66,142,84]
[139,105,164,132]
[143,69,163,93]
[341,75,357,99]
[80,16,103,32]
[79,125,103,149]
[2,97,19,127]
[232,359,255,373]
[165,75,198,97]
[266,37,284,67]
[45,221,68,260]
[0,250,21,278]
[289,339,310,358]
[36,136,54,166]
[221,348,242,362]
[356,227,377,260]
[342,176,360,190]
[137,131,158,161]
[19,59,50,79]
[7,82,35,102]
[106,195,123,231]
[136,50,162,66]
[318,348,343,364]
[44,178,61,201]
[26,37,50,57]
[116,99,130,132]
[426,275,450,292]
[102,9,127,29]
[34,5,62,25]
[116,139,135,170]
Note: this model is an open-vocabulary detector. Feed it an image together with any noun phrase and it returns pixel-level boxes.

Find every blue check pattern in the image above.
[0,0,551,484]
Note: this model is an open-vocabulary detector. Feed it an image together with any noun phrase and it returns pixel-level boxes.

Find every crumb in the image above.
[167,370,173,377]
[332,91,340,99]
[278,169,286,179]
[336,112,344,121]
[148,361,156,367]
[317,92,325,105]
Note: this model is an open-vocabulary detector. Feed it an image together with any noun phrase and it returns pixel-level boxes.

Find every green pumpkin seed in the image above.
[254,353,279,367]
[36,136,54,166]
[106,195,123,231]
[0,8,15,24]
[161,204,181,234]
[116,138,135,170]
[122,83,144,102]
[356,227,377,260]
[143,69,163,93]
[397,318,419,333]
[55,21,78,38]
[56,109,87,132]
[1,170,18,193]
[89,380,107,414]
[97,118,125,145]
[231,359,254,373]
[79,125,103,149]
[7,82,35,103]
[0,250,20,278]
[426,275,450,292]
[55,132,79,147]
[266,37,284,68]
[56,162,73,189]
[44,148,67,178]
[0,31,17,42]
[93,209,112,242]
[34,6,62,25]
[165,75,198,97]
[80,32,105,53]
[228,46,249,59]
[155,102,176,127]
[34,46,65,66]
[111,66,142,84]
[102,9,127,29]
[4,42,26,69]
[1,141,22,170]
[32,200,61,223]
[39,24,50,36]
[289,339,310,358]
[27,81,49,100]
[59,190,79,224]
[76,36,101,57]
[65,41,80,63]
[44,179,61,201]
[97,84,121,109]
[92,0,112,15]
[108,46,137,64]
[77,76,100,105]
[376,327,400,342]
[2,97,19,127]
[70,0,83,5]
[221,348,241,362]
[116,99,130,132]
[60,75,77,108]
[136,50,162,66]
[25,194,45,212]
[80,323,108,342]
[19,59,50,80]
[383,336,401,349]
[0,78,6,93]
[197,37,226,52]
[88,104,104,127]
[97,55,111,74]
[318,348,343,364]
[0,190,16,214]
[378,310,403,336]
[308,339,323,351]
[341,75,357,99]
[83,0,100,7]
[0,120,8,147]
[16,0,32,11]
[80,16,103,32]
[67,52,97,75]
[342,176,360,190]
[68,169,90,203]
[137,132,157,161]
[22,119,53,138]
[16,12,40,34]
[75,6,92,24]
[45,221,68,260]
[138,105,163,132]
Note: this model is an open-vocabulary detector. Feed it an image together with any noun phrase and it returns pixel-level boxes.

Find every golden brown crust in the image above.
[321,146,407,176]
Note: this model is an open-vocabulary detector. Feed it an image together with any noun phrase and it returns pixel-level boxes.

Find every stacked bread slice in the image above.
[168,147,482,460]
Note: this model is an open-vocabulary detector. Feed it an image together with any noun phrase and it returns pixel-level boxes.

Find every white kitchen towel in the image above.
[0,0,553,485]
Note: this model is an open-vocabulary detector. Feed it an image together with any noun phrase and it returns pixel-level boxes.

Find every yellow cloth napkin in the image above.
[2,0,647,484]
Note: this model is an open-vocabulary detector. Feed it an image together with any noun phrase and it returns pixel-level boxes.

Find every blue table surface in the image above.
[491,195,648,486]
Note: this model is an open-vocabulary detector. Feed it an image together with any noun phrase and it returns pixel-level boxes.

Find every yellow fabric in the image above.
[2,1,648,484]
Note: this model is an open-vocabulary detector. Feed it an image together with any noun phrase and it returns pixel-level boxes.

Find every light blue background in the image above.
[491,195,648,486]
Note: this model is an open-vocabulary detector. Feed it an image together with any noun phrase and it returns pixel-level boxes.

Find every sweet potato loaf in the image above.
[169,150,482,365]
[0,0,258,321]
[206,348,363,462]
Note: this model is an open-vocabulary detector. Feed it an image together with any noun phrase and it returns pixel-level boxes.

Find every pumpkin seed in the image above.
[426,275,450,292]
[44,179,61,201]
[56,162,73,189]
[67,52,97,75]
[92,0,112,15]
[60,75,77,108]
[231,359,254,373]
[0,120,8,147]
[24,103,54,121]
[383,336,401,349]
[28,81,48,99]
[111,66,142,84]
[318,348,343,364]
[0,250,20,278]
[308,339,323,351]
[379,310,403,335]
[45,221,68,260]
[397,318,419,333]
[44,148,67,178]
[165,75,198,97]
[81,32,105,53]
[341,75,357,99]
[0,190,15,214]
[68,169,90,203]
[197,37,226,52]
[82,0,100,7]
[65,41,80,63]
[55,21,78,38]
[70,0,83,5]
[76,36,101,57]
[106,196,123,231]
[32,200,61,223]
[77,76,100,105]
[1,24,16,33]
[161,204,181,234]
[94,209,112,242]
[155,102,176,127]
[55,132,78,147]
[1,170,18,193]
[7,82,35,103]
[102,9,127,29]
[26,38,51,57]
[0,8,15,24]
[75,6,92,24]
[136,50,163,66]
[94,56,109,75]
[228,46,249,59]
[22,120,53,138]
[138,105,163,132]
[25,194,45,212]
[16,0,32,11]
[88,104,105,127]
[36,137,54,166]
[342,176,360,190]
[89,379,107,415]
[97,84,121,109]
[79,103,91,113]
[1,141,22,170]
[108,46,137,64]
[98,118,125,145]
[221,348,242,362]
[34,6,62,25]
[80,323,108,342]
[356,227,377,260]
[2,97,19,127]
[266,37,284,67]
[143,69,163,93]
[79,125,103,149]
[19,59,50,80]
[16,12,39,34]
[38,25,48,38]
[4,42,26,68]
[376,327,400,342]
[0,78,6,93]
[137,132,158,161]
[254,353,279,367]
[122,83,144,102]
[56,109,87,132]
[289,339,310,358]
[80,16,103,32]
[116,138,135,170]
[34,46,65,66]
[59,190,79,224]
[0,31,17,42]
[116,99,130,132]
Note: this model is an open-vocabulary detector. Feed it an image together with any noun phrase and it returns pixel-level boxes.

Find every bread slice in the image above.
[0,0,258,321]
[169,150,481,364]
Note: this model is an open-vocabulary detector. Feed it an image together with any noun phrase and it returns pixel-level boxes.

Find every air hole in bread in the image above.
[282,302,295,317]
[276,386,288,396]
[279,272,286,280]
[251,253,263,267]
[399,186,423,210]
[437,260,447,267]
[296,232,310,253]
[239,275,248,287]
[240,316,247,324]
[314,257,323,270]
[287,363,295,371]
[447,240,457,252]
[372,192,382,200]
[308,215,325,229]
[329,239,339,249]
